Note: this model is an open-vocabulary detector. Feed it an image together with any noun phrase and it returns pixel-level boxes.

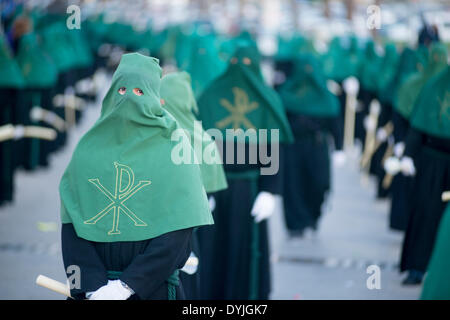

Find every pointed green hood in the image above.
[197,44,294,144]
[0,36,25,88]
[410,65,450,139]
[396,43,448,120]
[279,54,340,117]
[15,32,58,88]
[161,71,228,193]
[59,53,213,242]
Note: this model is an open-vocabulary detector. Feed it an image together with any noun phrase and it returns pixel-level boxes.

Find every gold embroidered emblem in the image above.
[84,162,151,235]
[215,87,258,130]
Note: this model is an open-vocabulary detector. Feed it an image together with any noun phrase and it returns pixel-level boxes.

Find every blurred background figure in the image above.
[0,0,449,300]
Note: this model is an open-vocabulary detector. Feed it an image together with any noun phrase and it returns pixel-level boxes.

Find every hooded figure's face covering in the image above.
[59,53,213,242]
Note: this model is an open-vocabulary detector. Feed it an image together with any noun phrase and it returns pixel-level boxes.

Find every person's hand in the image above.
[332,150,347,167]
[181,252,199,275]
[88,280,134,300]
[394,142,405,158]
[384,157,401,175]
[364,116,377,131]
[208,196,216,212]
[376,128,388,142]
[400,156,416,176]
[251,192,276,223]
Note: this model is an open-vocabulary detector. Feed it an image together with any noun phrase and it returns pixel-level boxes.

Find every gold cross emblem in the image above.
[438,91,450,123]
[215,87,258,130]
[84,162,151,235]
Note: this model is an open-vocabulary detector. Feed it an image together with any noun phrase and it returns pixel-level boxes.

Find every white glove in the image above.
[251,191,276,223]
[332,150,347,167]
[364,116,377,131]
[376,128,388,142]
[89,280,134,300]
[180,252,199,275]
[384,156,401,175]
[394,142,405,158]
[400,156,416,176]
[208,196,216,212]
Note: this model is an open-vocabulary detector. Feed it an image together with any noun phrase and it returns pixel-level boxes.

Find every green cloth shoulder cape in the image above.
[60,53,213,242]
[396,43,448,120]
[358,40,382,92]
[0,36,25,88]
[161,71,228,193]
[15,32,58,88]
[279,54,340,117]
[197,44,294,144]
[421,203,450,299]
[410,65,450,139]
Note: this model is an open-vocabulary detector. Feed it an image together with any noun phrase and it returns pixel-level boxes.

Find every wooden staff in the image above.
[360,120,394,170]
[30,106,66,132]
[53,89,86,129]
[36,275,71,298]
[360,99,380,170]
[381,138,395,190]
[342,77,359,153]
[0,124,57,142]
[442,191,450,202]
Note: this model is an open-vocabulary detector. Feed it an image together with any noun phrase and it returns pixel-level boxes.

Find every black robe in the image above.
[61,223,193,300]
[282,112,341,234]
[196,142,282,300]
[389,110,413,231]
[400,128,450,273]
[0,88,17,205]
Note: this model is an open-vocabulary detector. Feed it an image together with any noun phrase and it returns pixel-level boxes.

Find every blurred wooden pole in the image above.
[324,0,331,19]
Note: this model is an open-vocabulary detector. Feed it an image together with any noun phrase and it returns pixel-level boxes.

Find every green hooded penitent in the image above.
[421,203,450,300]
[59,53,213,242]
[377,42,399,103]
[0,36,25,88]
[160,71,228,193]
[181,32,226,98]
[358,40,382,92]
[15,32,58,88]
[279,54,340,117]
[197,44,293,144]
[396,43,448,120]
[410,65,450,138]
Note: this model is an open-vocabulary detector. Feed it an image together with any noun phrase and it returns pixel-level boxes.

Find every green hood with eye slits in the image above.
[197,44,294,144]
[59,53,213,242]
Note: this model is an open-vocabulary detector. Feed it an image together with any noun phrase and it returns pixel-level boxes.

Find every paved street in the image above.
[0,86,422,300]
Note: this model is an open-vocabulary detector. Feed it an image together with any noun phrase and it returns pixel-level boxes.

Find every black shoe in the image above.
[402,270,424,285]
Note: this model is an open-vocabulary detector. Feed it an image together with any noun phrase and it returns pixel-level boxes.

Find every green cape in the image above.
[180,32,226,98]
[197,44,293,144]
[410,65,450,138]
[40,22,79,72]
[0,36,25,88]
[421,203,450,299]
[377,42,399,103]
[358,40,382,91]
[60,53,213,242]
[396,43,448,120]
[279,54,340,117]
[160,71,228,193]
[391,47,422,111]
[15,32,58,88]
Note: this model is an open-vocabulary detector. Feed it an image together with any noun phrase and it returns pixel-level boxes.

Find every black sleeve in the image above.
[325,117,343,151]
[119,228,193,300]
[258,143,283,195]
[61,223,109,299]
[392,110,409,143]
[377,102,392,128]
[404,127,424,158]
